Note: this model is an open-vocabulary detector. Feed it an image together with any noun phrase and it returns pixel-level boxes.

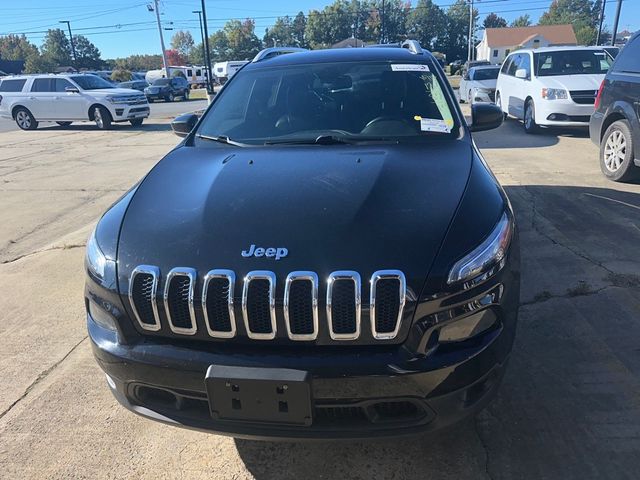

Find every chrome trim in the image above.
[252,47,307,62]
[326,271,361,341]
[284,271,319,341]
[242,270,277,340]
[129,265,161,332]
[202,269,236,339]
[163,267,197,335]
[370,270,407,340]
[401,39,424,55]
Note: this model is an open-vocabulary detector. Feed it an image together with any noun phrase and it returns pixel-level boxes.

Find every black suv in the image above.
[590,31,640,182]
[144,76,190,102]
[86,42,519,439]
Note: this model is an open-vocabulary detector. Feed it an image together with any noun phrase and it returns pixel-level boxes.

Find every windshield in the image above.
[153,79,170,86]
[69,75,114,90]
[534,50,611,77]
[473,68,499,80]
[197,61,458,145]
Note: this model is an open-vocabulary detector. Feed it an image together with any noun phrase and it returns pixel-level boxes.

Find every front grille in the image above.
[570,90,597,104]
[164,268,196,335]
[371,271,406,339]
[128,267,407,343]
[129,107,149,113]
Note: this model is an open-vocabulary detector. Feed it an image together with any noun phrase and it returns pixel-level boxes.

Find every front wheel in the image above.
[148,98,154,103]
[600,120,638,182]
[496,93,507,120]
[468,90,473,105]
[524,99,539,134]
[166,93,175,102]
[15,108,38,130]
[184,90,189,101]
[93,106,112,130]
[129,118,144,127]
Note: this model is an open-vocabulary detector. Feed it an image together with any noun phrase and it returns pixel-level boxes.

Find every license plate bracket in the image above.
[205,365,312,426]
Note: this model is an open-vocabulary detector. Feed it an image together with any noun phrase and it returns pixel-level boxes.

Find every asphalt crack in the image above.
[1,243,85,265]
[521,284,613,307]
[0,336,88,421]
[474,416,495,480]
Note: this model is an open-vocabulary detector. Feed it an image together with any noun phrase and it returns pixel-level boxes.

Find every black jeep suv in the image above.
[86,42,519,439]
[590,31,640,182]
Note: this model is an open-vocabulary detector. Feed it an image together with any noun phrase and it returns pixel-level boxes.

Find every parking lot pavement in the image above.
[1,114,640,479]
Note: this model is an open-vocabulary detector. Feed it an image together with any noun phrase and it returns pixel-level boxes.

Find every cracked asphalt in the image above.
[1,108,640,479]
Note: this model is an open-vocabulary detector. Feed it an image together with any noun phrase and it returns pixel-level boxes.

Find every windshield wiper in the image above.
[266,134,386,145]
[195,134,248,147]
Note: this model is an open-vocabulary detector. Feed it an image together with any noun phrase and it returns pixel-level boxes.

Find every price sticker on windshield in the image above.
[391,64,430,72]
[419,118,450,133]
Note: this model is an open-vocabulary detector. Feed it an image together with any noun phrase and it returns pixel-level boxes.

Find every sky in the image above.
[0,0,637,59]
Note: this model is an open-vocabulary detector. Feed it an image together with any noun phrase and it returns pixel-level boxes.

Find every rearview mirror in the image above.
[65,86,79,93]
[470,103,504,132]
[515,69,528,79]
[171,113,198,138]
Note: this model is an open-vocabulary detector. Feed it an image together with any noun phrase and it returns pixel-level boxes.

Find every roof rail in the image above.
[252,47,308,63]
[365,40,424,55]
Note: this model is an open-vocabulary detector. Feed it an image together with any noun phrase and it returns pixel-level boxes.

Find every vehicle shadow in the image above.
[473,117,589,149]
[36,122,171,132]
[235,185,640,480]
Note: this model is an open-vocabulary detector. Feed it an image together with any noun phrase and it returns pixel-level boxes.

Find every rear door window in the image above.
[31,78,54,92]
[0,79,26,92]
[612,38,640,74]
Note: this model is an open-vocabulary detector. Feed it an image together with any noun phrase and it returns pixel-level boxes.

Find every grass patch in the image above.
[566,281,592,297]
[189,88,209,100]
[607,273,640,288]
[448,75,461,89]
[533,290,552,302]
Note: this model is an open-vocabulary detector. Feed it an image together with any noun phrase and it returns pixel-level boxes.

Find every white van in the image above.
[145,66,210,87]
[0,73,149,130]
[495,46,611,133]
[213,61,249,83]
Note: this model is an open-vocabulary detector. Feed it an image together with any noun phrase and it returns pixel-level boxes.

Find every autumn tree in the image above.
[171,31,195,61]
[538,0,602,45]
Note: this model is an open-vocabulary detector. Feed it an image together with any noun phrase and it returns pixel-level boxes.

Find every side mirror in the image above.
[171,113,198,138]
[470,103,504,132]
[65,86,79,93]
[515,69,528,79]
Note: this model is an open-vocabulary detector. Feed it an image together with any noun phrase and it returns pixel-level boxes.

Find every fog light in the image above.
[89,299,117,331]
[439,310,497,343]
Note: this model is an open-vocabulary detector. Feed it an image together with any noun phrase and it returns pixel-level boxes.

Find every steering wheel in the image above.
[361,116,414,135]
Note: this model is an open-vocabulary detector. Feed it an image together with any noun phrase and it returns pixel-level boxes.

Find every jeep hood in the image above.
[117,142,474,297]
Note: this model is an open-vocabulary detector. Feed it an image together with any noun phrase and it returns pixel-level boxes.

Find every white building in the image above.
[476,25,577,65]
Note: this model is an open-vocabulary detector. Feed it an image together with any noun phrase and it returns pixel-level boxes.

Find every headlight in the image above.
[105,95,131,104]
[447,212,513,284]
[474,87,493,94]
[85,227,116,284]
[541,88,568,100]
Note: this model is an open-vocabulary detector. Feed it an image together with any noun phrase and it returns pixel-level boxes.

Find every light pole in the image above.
[193,10,212,93]
[596,0,607,45]
[59,21,77,70]
[611,0,623,47]
[148,0,169,77]
[467,0,474,62]
[201,0,214,96]
[380,0,385,43]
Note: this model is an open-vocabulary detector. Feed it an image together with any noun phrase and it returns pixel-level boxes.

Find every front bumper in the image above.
[145,91,169,100]
[589,111,604,146]
[535,99,595,127]
[106,103,150,122]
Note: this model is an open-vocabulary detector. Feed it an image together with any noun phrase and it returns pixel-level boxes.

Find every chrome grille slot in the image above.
[164,268,197,335]
[242,271,276,340]
[370,270,406,340]
[129,265,161,331]
[569,90,597,105]
[284,271,319,340]
[327,271,361,340]
[203,270,236,338]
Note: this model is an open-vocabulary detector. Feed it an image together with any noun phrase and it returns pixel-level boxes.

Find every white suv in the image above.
[0,73,150,130]
[495,47,611,133]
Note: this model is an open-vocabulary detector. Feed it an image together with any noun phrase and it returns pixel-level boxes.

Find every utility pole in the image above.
[59,21,77,70]
[380,0,385,43]
[193,10,212,92]
[611,0,623,47]
[201,0,214,96]
[596,0,607,45]
[150,0,169,77]
[467,0,474,62]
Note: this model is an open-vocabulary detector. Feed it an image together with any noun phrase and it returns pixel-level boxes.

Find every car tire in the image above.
[496,93,507,120]
[600,119,638,182]
[468,90,473,105]
[93,106,112,130]
[56,121,72,127]
[14,107,38,130]
[184,90,189,101]
[148,98,154,103]
[167,93,175,102]
[130,118,144,127]
[524,99,538,134]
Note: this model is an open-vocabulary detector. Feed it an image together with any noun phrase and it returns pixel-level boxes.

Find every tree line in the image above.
[0,0,605,73]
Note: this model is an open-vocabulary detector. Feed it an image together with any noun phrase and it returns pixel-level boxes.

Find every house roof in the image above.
[484,25,577,47]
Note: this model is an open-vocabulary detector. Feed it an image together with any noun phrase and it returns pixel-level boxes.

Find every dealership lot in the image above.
[1,113,640,478]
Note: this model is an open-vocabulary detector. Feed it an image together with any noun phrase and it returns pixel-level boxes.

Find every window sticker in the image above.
[419,118,451,133]
[390,64,430,72]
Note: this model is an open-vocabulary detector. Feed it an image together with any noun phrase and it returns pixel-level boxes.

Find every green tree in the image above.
[171,31,195,60]
[292,12,308,47]
[510,14,532,27]
[189,42,205,65]
[208,30,230,62]
[264,16,297,47]
[111,54,163,71]
[406,0,446,50]
[73,35,103,69]
[0,34,38,61]
[306,1,354,48]
[440,0,478,61]
[483,13,507,29]
[223,19,262,59]
[538,0,601,45]
[40,29,72,67]
[111,69,132,82]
